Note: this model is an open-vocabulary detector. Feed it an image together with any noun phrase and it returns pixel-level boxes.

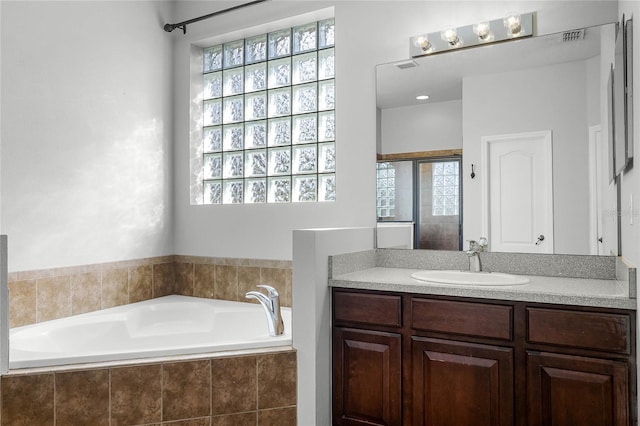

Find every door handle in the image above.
[535,235,545,245]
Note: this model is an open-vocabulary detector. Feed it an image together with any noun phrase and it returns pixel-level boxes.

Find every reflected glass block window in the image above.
[432,161,459,216]
[203,18,335,204]
[376,162,396,219]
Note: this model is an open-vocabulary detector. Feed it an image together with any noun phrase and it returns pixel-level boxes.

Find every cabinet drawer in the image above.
[527,307,630,354]
[333,291,402,327]
[412,298,512,340]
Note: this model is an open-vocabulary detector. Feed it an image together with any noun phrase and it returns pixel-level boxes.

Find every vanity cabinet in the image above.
[332,291,402,425]
[332,288,636,426]
[525,307,632,426]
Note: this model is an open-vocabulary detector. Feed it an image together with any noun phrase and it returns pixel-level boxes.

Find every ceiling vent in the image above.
[562,29,585,42]
[394,60,418,69]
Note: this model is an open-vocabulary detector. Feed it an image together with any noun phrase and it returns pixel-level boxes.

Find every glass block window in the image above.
[376,162,396,218]
[202,18,335,204]
[432,161,459,216]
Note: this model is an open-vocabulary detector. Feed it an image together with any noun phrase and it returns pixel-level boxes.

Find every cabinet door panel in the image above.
[333,327,402,426]
[412,337,514,426]
[527,351,629,426]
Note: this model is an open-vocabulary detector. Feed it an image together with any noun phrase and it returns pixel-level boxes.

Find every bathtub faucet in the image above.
[245,285,285,337]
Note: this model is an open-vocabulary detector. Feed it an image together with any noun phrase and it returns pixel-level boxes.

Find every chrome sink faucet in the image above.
[245,285,284,336]
[466,237,488,272]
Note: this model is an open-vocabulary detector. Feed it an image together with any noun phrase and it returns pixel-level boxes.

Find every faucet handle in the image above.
[257,284,280,298]
[478,237,488,249]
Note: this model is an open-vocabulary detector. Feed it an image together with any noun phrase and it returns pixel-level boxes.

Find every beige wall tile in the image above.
[162,360,211,421]
[10,256,291,321]
[162,418,211,425]
[175,262,194,296]
[130,264,153,303]
[153,262,177,298]
[238,267,261,303]
[71,272,101,315]
[214,265,238,301]
[9,280,36,328]
[212,412,257,426]
[260,268,292,308]
[257,407,297,426]
[257,351,296,409]
[194,264,215,299]
[55,369,110,426]
[101,268,129,309]
[36,276,71,322]
[1,373,54,425]
[211,355,257,415]
[111,364,162,426]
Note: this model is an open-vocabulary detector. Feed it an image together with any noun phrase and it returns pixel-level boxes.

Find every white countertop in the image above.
[330,267,637,310]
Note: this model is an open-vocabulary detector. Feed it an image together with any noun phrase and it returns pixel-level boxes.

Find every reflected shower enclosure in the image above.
[376,158,462,250]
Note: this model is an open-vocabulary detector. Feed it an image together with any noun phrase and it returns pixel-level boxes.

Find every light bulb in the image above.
[413,34,432,53]
[440,27,462,47]
[503,13,522,36]
[473,22,493,41]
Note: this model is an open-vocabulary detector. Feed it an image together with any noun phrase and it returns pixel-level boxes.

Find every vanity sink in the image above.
[411,270,530,286]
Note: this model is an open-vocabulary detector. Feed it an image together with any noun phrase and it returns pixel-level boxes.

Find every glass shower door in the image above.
[416,159,462,250]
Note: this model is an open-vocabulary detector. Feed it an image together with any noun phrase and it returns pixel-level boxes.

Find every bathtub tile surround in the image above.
[36,276,72,323]
[211,356,257,414]
[212,412,256,425]
[1,373,54,424]
[0,349,297,425]
[257,351,297,410]
[55,368,110,425]
[174,256,293,308]
[7,255,292,328]
[111,364,163,425]
[163,360,212,421]
[71,272,102,314]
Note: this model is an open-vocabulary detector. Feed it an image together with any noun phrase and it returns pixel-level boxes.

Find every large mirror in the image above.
[376,21,631,256]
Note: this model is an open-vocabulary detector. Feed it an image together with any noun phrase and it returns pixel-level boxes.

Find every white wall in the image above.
[380,100,462,154]
[619,1,640,268]
[172,1,376,261]
[172,1,619,261]
[0,1,175,271]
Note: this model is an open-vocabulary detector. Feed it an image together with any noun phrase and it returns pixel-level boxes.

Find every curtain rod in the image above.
[164,0,269,34]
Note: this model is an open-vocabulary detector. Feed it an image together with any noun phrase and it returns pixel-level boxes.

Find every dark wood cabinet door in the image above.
[332,327,402,426]
[527,351,629,426]
[412,337,514,426]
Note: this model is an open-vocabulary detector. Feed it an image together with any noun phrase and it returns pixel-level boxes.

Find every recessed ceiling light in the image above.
[416,95,430,100]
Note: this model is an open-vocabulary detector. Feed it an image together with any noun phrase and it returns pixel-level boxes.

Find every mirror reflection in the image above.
[376,22,622,256]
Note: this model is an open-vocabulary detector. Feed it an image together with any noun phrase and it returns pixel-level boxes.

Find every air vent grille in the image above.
[562,29,585,42]
[394,60,418,69]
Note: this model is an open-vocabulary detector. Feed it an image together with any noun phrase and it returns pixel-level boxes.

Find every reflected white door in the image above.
[482,131,554,253]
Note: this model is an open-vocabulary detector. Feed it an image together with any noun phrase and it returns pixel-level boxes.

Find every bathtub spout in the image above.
[245,285,285,337]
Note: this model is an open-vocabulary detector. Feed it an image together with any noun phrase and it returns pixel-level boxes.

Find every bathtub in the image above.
[9,295,292,369]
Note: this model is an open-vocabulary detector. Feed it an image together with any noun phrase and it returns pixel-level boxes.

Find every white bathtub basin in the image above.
[10,295,292,369]
[411,270,530,286]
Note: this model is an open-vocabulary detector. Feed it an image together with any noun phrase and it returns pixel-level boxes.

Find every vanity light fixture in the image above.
[416,95,430,100]
[409,12,534,58]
